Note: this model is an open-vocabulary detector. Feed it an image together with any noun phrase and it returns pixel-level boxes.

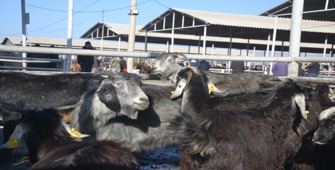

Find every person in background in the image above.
[119,57,127,72]
[77,41,95,72]
[93,56,103,73]
[199,60,211,71]
[109,57,120,73]
[305,62,320,77]
[190,59,199,67]
[103,56,110,70]
[272,62,288,76]
[231,60,245,74]
[47,45,59,68]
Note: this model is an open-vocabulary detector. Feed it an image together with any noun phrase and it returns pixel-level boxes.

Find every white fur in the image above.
[319,106,335,120]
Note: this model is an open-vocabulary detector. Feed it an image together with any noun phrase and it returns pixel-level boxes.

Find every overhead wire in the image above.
[26,0,152,34]
[28,0,101,33]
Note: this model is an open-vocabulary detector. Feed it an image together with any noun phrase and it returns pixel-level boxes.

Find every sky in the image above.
[0,0,287,40]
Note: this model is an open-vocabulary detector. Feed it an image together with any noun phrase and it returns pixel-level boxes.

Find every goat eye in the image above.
[115,82,124,87]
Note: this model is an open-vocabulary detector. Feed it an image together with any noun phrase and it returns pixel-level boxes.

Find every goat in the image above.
[0,71,106,111]
[71,80,181,152]
[151,52,286,96]
[71,59,81,72]
[0,72,146,148]
[283,83,335,169]
[3,109,138,170]
[139,63,152,74]
[169,67,307,170]
[313,106,335,145]
[0,71,108,145]
[308,105,335,170]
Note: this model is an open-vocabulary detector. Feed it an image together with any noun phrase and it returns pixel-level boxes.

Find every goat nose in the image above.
[140,97,149,103]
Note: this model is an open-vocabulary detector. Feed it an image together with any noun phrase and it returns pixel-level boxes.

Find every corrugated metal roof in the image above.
[141,8,335,44]
[78,23,332,53]
[173,8,335,34]
[260,0,335,22]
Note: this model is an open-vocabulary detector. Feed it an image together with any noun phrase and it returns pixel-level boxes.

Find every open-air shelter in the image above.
[140,8,335,56]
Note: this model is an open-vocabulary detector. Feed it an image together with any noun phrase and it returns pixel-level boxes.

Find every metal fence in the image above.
[0,45,335,84]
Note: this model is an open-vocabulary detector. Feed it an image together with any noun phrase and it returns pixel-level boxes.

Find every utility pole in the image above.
[127,0,138,73]
[21,0,27,68]
[66,0,74,72]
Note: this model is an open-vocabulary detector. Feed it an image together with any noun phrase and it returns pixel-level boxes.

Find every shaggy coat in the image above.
[169,67,307,170]
[288,83,335,170]
[71,81,181,152]
[8,109,138,170]
[0,72,105,110]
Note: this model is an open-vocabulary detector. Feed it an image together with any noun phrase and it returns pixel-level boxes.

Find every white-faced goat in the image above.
[169,67,307,170]
[313,106,335,146]
[3,109,138,170]
[71,76,182,152]
[151,52,287,96]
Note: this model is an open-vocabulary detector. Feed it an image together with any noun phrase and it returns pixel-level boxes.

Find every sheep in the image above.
[150,52,287,96]
[3,109,138,170]
[169,67,307,170]
[71,80,182,152]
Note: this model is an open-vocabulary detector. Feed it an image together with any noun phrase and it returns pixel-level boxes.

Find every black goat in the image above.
[0,71,108,149]
[0,71,105,110]
[282,83,335,169]
[3,109,138,170]
[313,106,335,145]
[169,67,307,170]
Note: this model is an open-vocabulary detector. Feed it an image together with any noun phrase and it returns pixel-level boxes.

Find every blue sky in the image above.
[0,0,286,40]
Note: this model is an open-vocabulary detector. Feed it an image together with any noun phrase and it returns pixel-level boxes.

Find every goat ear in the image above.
[173,53,188,63]
[96,80,121,112]
[171,71,193,99]
[294,93,307,119]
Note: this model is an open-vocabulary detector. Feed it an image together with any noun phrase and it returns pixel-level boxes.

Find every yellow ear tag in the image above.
[71,128,83,138]
[305,110,309,118]
[171,91,175,96]
[328,93,333,97]
[208,84,215,94]
[8,137,21,149]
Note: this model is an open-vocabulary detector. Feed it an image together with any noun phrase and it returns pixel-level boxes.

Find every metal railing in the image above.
[0,45,335,84]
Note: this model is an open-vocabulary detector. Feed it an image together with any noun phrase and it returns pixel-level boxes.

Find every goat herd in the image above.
[0,52,335,170]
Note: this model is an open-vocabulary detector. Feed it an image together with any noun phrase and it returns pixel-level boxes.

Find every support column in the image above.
[171,12,175,53]
[202,26,207,55]
[288,0,304,77]
[66,0,74,72]
[127,0,138,73]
